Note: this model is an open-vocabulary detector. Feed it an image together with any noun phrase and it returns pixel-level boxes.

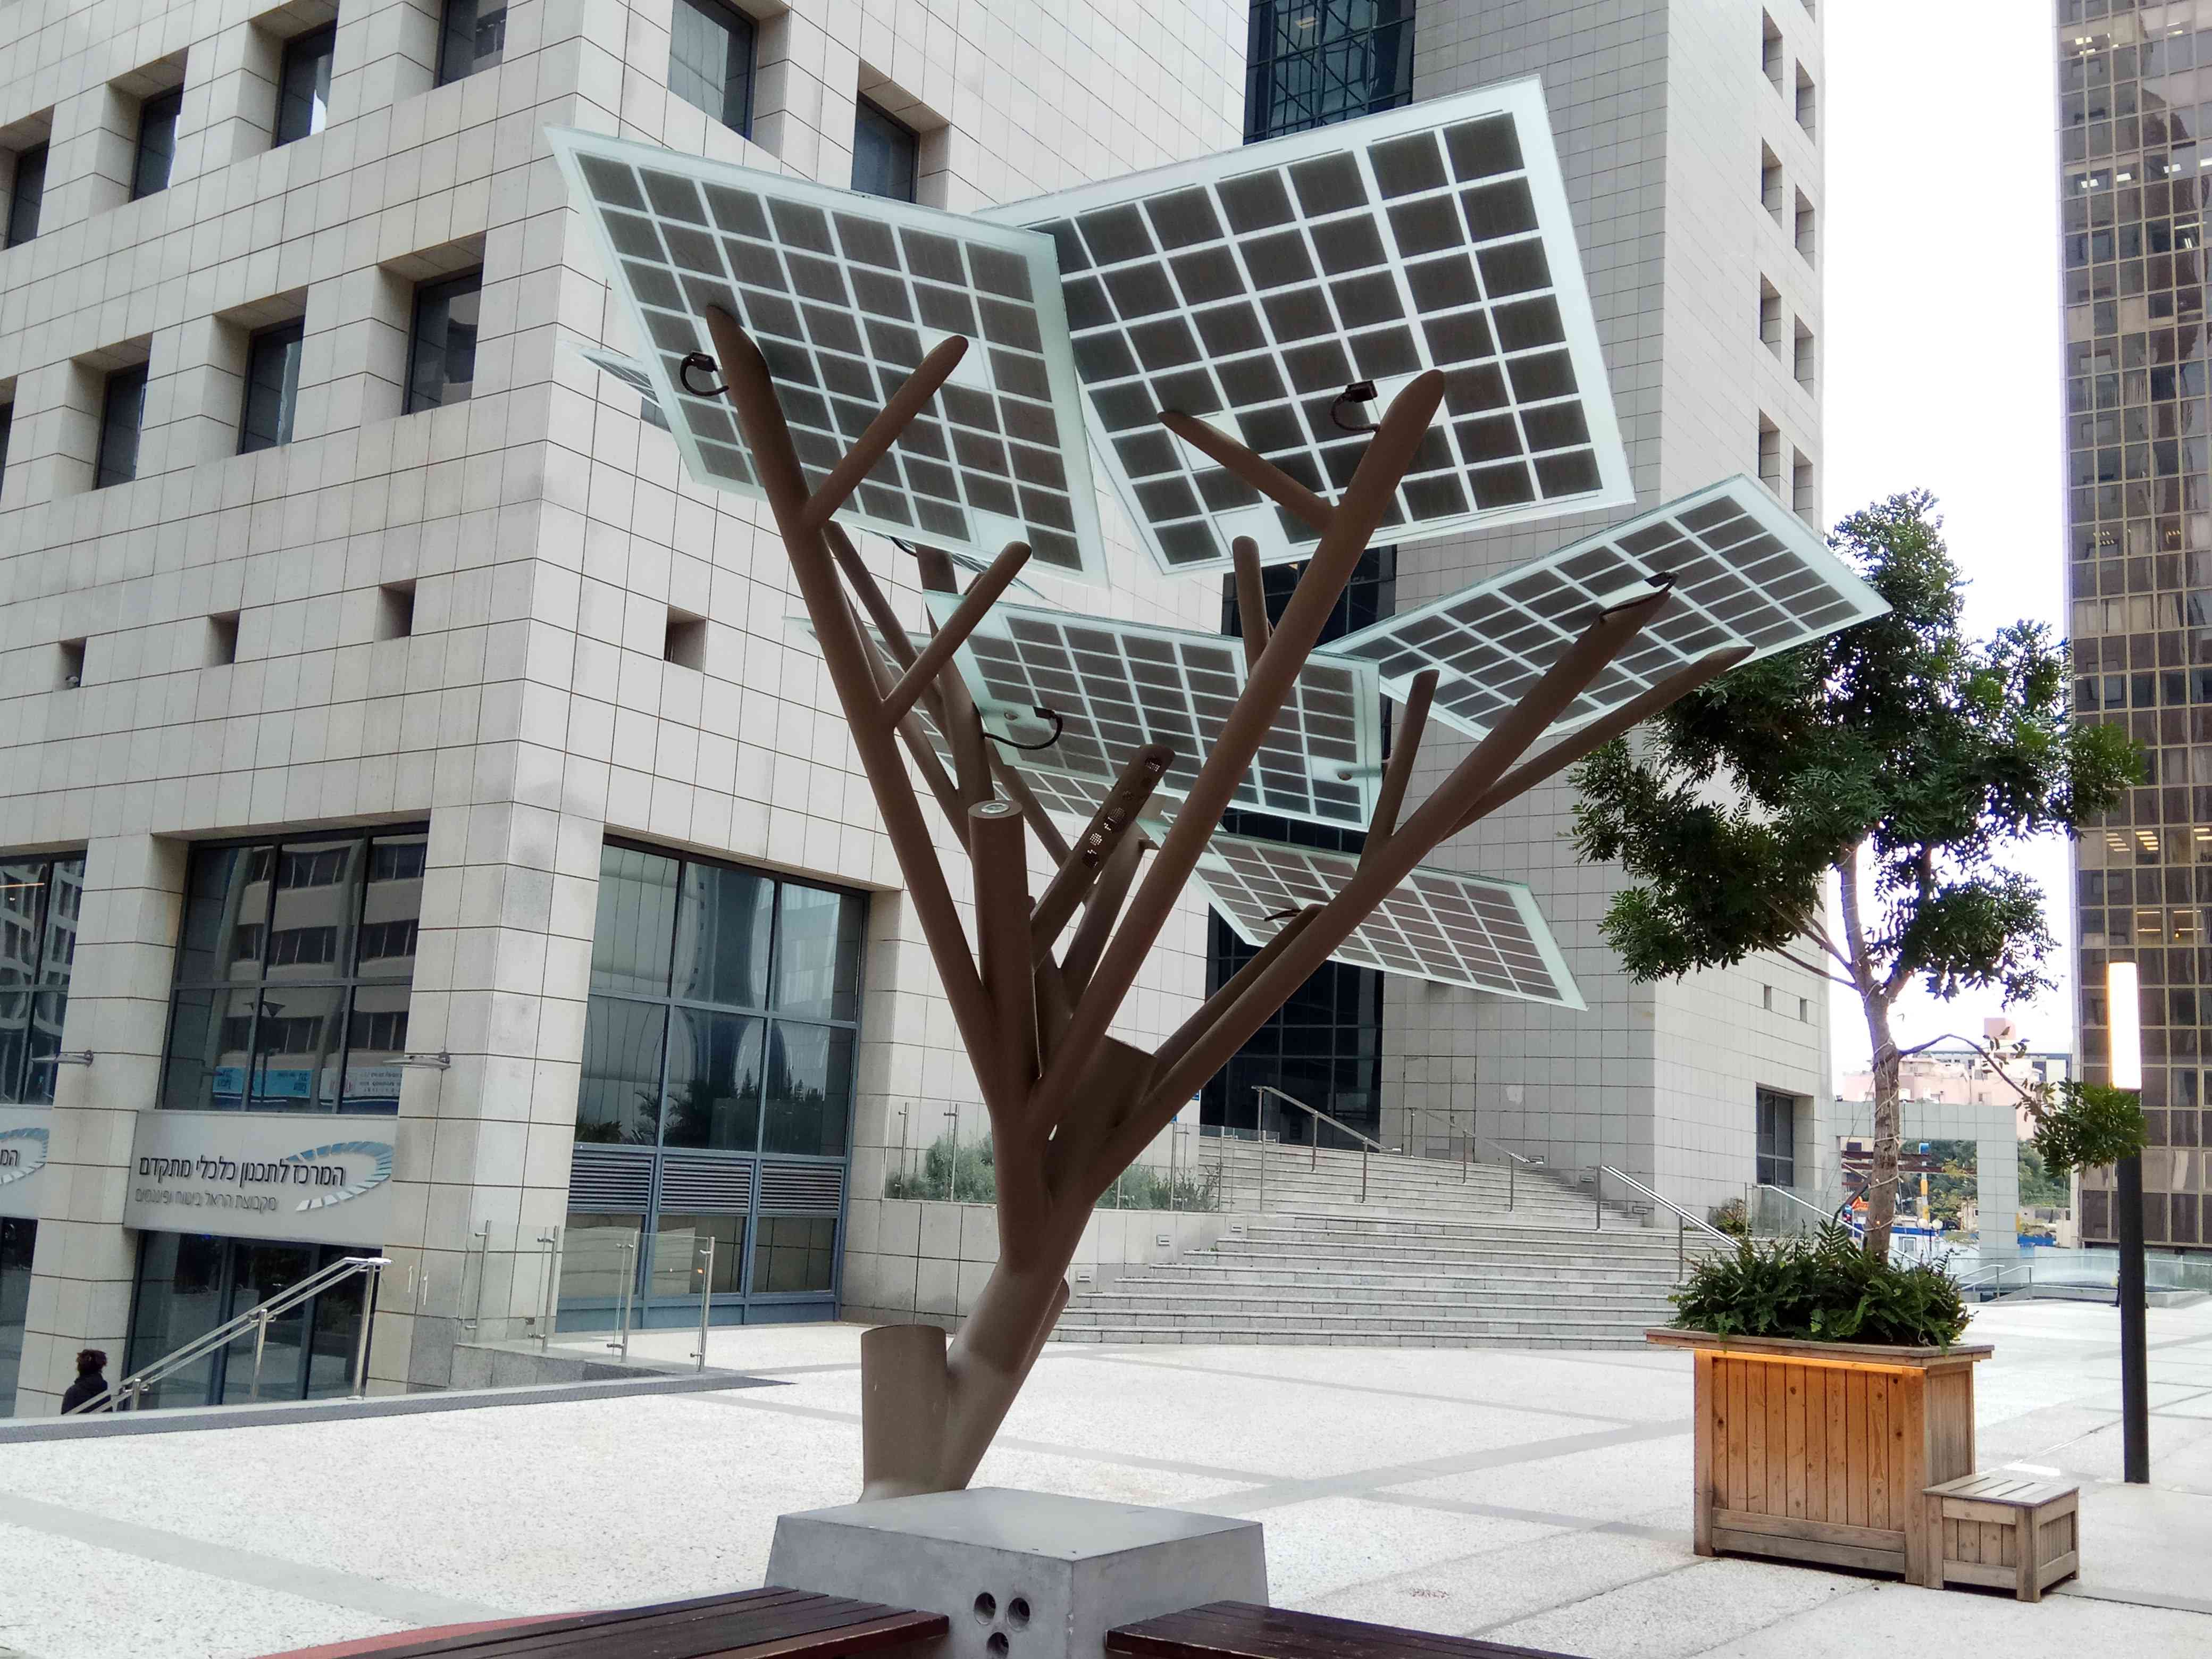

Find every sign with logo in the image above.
[0,1106,51,1220]
[123,1110,397,1245]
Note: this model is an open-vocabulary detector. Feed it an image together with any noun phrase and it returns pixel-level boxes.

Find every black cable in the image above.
[983,706,1063,752]
[677,353,726,397]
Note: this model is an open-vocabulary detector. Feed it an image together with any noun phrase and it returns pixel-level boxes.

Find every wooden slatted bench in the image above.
[263,1587,951,1659]
[1923,1472,2080,1602]
[1108,1601,1583,1659]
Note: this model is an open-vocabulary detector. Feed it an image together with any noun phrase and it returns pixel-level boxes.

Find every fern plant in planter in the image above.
[1670,1224,1968,1347]
[1646,1223,1990,1584]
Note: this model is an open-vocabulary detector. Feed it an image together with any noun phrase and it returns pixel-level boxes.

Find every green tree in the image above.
[1571,492,2140,1258]
[2018,1143,2069,1210]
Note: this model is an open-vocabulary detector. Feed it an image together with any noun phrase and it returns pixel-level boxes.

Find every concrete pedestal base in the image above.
[767,1488,1267,1659]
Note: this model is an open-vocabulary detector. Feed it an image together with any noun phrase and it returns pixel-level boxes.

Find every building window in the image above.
[1795,65,1817,138]
[1761,11,1783,90]
[1756,413,1781,495]
[1794,190,1816,263]
[159,828,428,1113]
[404,270,481,413]
[577,842,864,1158]
[1755,1087,1797,1187]
[1758,278,1782,356]
[0,402,12,489]
[1794,320,1815,388]
[437,0,507,85]
[852,97,919,202]
[0,853,86,1104]
[274,26,335,146]
[565,843,865,1320]
[1245,1,1414,143]
[95,364,149,489]
[668,0,756,137]
[1792,449,1815,522]
[6,143,47,247]
[132,87,183,199]
[1761,143,1783,221]
[239,319,305,453]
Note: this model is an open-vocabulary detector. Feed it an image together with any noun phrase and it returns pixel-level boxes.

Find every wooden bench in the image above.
[1923,1473,2080,1602]
[1109,1601,1582,1659]
[264,1587,950,1659]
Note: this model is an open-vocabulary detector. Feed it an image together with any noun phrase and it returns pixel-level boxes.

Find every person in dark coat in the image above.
[60,1348,111,1414]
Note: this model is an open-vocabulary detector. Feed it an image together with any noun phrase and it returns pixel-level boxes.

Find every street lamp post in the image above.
[2107,959,2150,1485]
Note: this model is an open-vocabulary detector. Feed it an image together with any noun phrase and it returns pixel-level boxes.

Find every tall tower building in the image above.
[1212,1,1830,1216]
[2059,2,2211,1255]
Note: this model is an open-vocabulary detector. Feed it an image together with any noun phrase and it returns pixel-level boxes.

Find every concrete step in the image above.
[1066,1293,1674,1319]
[1053,1327,1652,1350]
[1132,1266,1681,1295]
[1057,1308,1664,1336]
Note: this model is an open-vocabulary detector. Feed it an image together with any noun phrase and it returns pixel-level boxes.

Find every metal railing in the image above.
[1256,1085,1383,1203]
[68,1254,388,1414]
[1389,1105,1545,1209]
[1597,1166,1733,1278]
[1747,1183,1838,1239]
[1956,1259,2037,1302]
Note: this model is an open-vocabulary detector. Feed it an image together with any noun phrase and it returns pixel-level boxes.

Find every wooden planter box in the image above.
[1647,1328,1992,1586]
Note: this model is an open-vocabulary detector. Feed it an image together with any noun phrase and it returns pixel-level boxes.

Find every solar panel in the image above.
[549,128,1108,580]
[1322,476,1890,743]
[1194,831,1584,1008]
[979,79,1633,578]
[574,343,672,430]
[926,596,1384,833]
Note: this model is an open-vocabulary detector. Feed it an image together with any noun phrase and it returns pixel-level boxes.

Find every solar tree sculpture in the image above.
[550,81,1888,1500]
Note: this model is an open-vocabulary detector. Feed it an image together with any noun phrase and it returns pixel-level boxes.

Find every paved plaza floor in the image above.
[1,1299,2208,1659]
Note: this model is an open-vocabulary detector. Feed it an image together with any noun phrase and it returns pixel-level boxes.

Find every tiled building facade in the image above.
[1376,0,1831,1216]
[2059,0,2212,1252]
[0,0,1237,1413]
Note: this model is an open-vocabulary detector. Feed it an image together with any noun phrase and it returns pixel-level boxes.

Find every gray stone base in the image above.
[767,1488,1265,1659]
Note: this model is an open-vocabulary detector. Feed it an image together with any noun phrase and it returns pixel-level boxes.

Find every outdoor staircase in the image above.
[1053,1138,1716,1350]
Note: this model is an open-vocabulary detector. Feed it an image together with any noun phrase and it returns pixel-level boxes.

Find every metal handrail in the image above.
[70,1254,388,1413]
[1255,1085,1383,1152]
[1752,1183,1837,1235]
[1390,1107,1545,1208]
[1254,1085,1380,1203]
[1597,1166,1732,1280]
[1957,1259,2035,1301]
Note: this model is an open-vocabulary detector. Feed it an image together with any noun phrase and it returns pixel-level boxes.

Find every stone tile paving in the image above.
[0,1301,2207,1659]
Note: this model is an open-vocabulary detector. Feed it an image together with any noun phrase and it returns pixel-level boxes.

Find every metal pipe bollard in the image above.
[691,1237,716,1371]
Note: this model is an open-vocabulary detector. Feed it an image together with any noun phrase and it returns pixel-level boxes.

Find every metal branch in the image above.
[1448,644,1754,835]
[849,583,971,835]
[1125,589,1671,1147]
[1037,371,1447,1115]
[801,336,970,530]
[885,540,1032,724]
[1149,905,1323,1085]
[1030,745,1174,961]
[704,307,1000,1104]
[970,800,1038,1112]
[1160,411,1332,532]
[1059,825,1150,997]
[1360,668,1435,872]
[1231,535,1270,674]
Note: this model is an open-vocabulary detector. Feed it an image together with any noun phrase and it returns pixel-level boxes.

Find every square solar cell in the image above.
[575,343,672,431]
[979,78,1633,577]
[1194,831,1585,1008]
[924,596,1385,833]
[1319,476,1890,744]
[549,127,1108,580]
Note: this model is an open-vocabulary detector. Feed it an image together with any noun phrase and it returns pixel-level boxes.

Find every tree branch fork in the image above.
[697,306,1732,1497]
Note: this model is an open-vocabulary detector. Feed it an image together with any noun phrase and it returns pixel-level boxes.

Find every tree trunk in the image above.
[1836,848,1901,1262]
[859,1241,1076,1500]
[1861,991,1903,1260]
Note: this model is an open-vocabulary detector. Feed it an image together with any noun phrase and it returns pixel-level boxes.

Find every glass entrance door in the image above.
[129,1234,374,1407]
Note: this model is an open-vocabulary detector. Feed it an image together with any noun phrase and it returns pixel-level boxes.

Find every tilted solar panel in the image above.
[926,596,1385,833]
[1194,831,1585,1008]
[1322,476,1890,742]
[550,128,1108,579]
[981,79,1632,577]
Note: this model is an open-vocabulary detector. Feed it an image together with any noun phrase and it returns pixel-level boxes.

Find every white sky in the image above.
[1819,7,2073,1076]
